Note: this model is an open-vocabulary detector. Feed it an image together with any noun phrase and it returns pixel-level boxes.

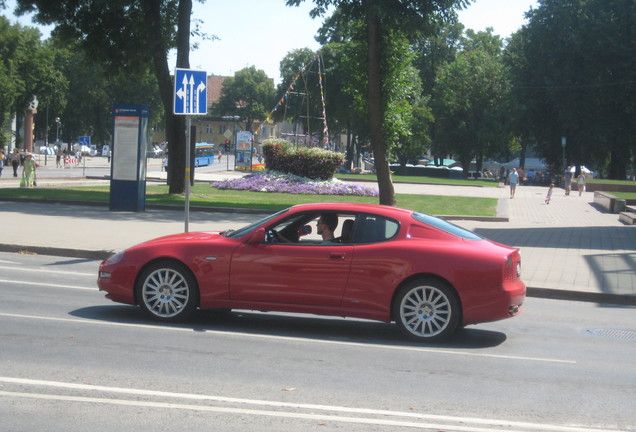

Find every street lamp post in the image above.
[55,117,61,145]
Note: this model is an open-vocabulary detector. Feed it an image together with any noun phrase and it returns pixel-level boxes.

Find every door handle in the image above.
[329,253,346,260]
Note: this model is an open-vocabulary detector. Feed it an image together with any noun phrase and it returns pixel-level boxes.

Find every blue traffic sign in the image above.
[78,136,91,146]
[173,68,207,115]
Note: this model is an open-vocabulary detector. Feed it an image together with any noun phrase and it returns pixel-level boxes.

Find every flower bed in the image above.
[212,171,378,197]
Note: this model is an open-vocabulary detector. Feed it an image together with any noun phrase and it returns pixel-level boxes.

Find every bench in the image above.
[619,205,636,225]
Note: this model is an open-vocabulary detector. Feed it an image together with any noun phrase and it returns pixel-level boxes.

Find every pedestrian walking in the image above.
[509,168,519,198]
[577,173,586,196]
[545,183,554,204]
[564,166,573,196]
[21,153,37,187]
[10,147,21,177]
[0,149,5,177]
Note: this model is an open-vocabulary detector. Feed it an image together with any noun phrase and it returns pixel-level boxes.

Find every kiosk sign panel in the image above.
[236,131,252,169]
[110,104,148,211]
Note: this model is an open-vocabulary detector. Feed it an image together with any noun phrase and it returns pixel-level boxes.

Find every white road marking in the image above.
[0,279,94,291]
[0,312,576,364]
[0,377,619,432]
[0,265,94,277]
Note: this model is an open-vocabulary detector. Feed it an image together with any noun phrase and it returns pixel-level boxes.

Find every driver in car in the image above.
[317,214,338,244]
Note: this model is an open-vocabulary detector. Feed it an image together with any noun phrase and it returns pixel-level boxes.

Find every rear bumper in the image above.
[462,280,526,325]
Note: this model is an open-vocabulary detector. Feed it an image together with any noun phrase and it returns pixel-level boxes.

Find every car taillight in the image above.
[504,254,521,280]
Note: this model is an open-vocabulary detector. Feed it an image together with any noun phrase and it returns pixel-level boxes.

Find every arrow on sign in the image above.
[174,69,207,115]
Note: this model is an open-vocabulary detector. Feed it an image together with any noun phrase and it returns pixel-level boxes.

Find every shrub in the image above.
[262,140,344,180]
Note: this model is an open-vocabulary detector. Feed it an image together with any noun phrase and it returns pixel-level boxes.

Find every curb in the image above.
[0,244,114,260]
[526,287,636,306]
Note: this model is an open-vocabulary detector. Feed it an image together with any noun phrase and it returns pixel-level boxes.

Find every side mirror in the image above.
[298,225,312,237]
[246,228,265,244]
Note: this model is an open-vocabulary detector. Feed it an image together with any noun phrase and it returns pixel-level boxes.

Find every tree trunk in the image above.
[366,7,395,206]
[142,0,190,194]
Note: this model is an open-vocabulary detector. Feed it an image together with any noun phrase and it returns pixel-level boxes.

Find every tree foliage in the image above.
[288,0,469,206]
[432,29,510,176]
[508,0,636,179]
[211,66,276,133]
[0,16,67,148]
[15,0,195,193]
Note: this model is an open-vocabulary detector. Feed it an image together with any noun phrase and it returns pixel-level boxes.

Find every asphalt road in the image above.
[0,252,634,432]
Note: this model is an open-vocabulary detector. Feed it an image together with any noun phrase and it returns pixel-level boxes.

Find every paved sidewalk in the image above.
[1,166,635,304]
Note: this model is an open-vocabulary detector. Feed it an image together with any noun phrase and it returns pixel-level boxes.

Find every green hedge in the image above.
[262,139,344,180]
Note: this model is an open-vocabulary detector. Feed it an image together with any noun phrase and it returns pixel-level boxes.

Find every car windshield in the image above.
[411,212,482,240]
[222,208,290,238]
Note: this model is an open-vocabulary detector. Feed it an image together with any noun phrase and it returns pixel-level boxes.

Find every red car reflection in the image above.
[98,203,525,342]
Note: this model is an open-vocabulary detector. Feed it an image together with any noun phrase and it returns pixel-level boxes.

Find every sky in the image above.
[3,0,538,85]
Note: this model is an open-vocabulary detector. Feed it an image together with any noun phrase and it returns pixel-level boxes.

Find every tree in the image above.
[432,29,510,176]
[211,66,276,133]
[49,40,163,147]
[15,0,195,193]
[287,0,469,206]
[0,17,67,148]
[510,0,636,179]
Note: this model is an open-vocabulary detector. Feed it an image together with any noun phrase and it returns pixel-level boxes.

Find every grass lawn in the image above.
[336,173,499,187]
[610,191,636,200]
[0,184,498,217]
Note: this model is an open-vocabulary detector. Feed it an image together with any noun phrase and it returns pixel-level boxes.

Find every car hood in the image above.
[132,231,225,248]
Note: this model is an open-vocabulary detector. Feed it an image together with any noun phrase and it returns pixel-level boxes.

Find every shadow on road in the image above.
[70,305,508,350]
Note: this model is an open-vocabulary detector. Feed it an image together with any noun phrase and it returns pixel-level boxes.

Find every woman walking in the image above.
[10,148,21,177]
[21,153,37,187]
[577,172,586,196]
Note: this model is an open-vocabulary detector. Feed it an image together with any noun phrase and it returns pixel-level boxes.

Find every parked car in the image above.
[98,203,525,342]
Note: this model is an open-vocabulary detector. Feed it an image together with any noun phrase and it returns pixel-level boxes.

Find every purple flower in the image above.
[211,172,378,197]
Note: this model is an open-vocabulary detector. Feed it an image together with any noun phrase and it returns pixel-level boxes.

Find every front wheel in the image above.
[136,260,199,322]
[393,279,460,342]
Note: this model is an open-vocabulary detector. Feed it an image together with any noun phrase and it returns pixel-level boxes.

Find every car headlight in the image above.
[516,262,522,277]
[104,251,125,265]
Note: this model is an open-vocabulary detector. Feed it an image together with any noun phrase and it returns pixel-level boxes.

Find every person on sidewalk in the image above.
[545,183,554,204]
[10,148,21,177]
[577,172,586,196]
[509,168,519,198]
[0,149,5,177]
[21,153,37,187]
[564,166,573,196]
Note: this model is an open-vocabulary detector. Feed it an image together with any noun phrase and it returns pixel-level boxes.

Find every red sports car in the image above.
[98,203,525,342]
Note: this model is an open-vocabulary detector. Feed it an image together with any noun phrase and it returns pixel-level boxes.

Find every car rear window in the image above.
[411,212,482,240]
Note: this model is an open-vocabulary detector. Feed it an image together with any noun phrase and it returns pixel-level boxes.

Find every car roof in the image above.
[289,202,415,218]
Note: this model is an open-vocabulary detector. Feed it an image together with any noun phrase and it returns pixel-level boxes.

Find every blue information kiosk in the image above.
[109,104,148,212]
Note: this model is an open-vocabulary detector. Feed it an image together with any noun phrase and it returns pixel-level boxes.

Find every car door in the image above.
[229,241,353,306]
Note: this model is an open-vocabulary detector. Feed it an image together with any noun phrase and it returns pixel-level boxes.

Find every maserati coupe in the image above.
[98,203,525,342]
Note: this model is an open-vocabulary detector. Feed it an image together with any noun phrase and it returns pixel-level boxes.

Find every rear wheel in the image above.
[393,279,460,342]
[136,260,199,322]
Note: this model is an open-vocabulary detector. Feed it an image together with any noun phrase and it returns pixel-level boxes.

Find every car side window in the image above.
[355,214,399,244]
[265,213,357,245]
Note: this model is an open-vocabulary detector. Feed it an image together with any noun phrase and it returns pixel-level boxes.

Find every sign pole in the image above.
[172,68,207,233]
[185,116,191,233]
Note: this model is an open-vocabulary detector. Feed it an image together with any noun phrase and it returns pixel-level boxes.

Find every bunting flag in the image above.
[255,53,325,139]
